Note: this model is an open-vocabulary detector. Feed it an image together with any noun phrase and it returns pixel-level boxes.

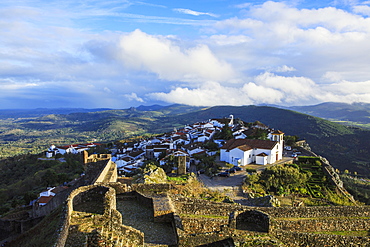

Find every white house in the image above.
[209,115,234,128]
[220,130,284,166]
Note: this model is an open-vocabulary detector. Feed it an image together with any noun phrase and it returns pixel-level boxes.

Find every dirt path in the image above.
[197,172,246,200]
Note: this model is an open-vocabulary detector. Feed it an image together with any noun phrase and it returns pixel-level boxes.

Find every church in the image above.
[219,130,284,166]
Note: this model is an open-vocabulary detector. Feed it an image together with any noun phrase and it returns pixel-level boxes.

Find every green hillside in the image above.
[0,105,369,175]
[289,102,370,127]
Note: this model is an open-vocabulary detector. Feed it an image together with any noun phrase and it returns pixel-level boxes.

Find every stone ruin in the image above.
[2,152,370,247]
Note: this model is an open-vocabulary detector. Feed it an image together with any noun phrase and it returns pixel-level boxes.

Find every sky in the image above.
[1,0,370,109]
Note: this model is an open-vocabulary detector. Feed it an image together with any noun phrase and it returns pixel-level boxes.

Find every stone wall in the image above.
[152,194,175,223]
[31,186,74,218]
[273,230,370,247]
[172,195,370,246]
[272,218,370,232]
[101,182,128,194]
[180,216,228,234]
[254,205,370,218]
[93,159,117,184]
[84,153,111,164]
[0,207,41,241]
[53,184,144,247]
[172,196,244,217]
[84,160,110,184]
[231,210,270,233]
[178,229,234,247]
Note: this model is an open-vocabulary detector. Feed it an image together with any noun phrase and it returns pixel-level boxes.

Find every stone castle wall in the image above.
[172,196,244,216]
[25,148,370,247]
[31,186,74,218]
[53,185,144,247]
[254,205,370,218]
[273,230,370,247]
[272,218,370,232]
[93,159,117,184]
[180,216,228,234]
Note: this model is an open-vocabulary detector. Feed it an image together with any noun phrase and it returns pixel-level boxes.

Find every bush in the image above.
[245,168,257,173]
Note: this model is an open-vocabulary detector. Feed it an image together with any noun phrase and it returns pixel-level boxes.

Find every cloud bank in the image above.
[1,1,370,108]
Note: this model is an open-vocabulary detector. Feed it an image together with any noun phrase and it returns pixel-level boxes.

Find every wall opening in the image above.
[235,210,269,233]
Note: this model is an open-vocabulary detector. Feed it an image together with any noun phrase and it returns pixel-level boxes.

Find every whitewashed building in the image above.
[220,130,284,166]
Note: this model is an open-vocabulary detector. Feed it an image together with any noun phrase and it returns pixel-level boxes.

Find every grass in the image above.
[167,174,189,183]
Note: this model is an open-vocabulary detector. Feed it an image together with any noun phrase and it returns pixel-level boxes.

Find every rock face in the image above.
[133,164,167,184]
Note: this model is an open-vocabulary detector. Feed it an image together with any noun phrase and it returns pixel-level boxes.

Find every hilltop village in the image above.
[46,115,285,176]
[1,116,370,247]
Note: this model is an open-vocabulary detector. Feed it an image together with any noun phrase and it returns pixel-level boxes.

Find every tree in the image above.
[219,124,233,140]
[41,169,58,186]
[259,165,311,194]
[202,141,219,151]
[284,135,299,146]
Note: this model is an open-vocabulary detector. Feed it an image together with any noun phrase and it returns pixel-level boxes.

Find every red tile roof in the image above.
[221,139,277,151]
[38,195,54,204]
[271,130,284,135]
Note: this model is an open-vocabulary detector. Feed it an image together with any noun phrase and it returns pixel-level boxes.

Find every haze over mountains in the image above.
[287,102,370,125]
[3,101,369,125]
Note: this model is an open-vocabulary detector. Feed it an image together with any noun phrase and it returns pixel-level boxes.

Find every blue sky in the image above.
[1,0,370,109]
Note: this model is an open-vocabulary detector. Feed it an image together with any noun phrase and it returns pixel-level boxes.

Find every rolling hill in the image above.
[287,102,370,127]
[0,104,369,175]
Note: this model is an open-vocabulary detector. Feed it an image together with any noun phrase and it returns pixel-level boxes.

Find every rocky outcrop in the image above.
[133,164,167,184]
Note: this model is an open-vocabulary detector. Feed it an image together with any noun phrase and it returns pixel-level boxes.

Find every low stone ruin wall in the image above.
[152,194,175,223]
[53,184,144,247]
[178,231,234,247]
[231,210,270,233]
[172,196,244,216]
[180,216,228,234]
[131,183,172,193]
[273,230,370,247]
[101,182,129,194]
[172,196,370,246]
[254,205,370,218]
[273,218,370,232]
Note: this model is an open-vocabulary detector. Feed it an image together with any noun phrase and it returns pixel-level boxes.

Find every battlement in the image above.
[47,155,370,246]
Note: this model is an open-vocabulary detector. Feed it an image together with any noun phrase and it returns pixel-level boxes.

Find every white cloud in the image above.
[2,0,370,109]
[149,73,320,106]
[0,78,39,91]
[209,34,251,45]
[174,8,219,18]
[353,4,370,15]
[272,65,296,73]
[118,29,236,83]
[124,92,144,102]
[149,72,370,106]
[234,3,252,9]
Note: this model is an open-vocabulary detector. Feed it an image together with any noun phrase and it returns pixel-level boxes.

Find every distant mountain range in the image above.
[286,102,370,126]
[0,108,112,119]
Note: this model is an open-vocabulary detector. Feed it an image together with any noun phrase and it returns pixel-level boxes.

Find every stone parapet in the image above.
[254,205,370,218]
[272,218,370,232]
[53,184,144,247]
[273,230,370,247]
